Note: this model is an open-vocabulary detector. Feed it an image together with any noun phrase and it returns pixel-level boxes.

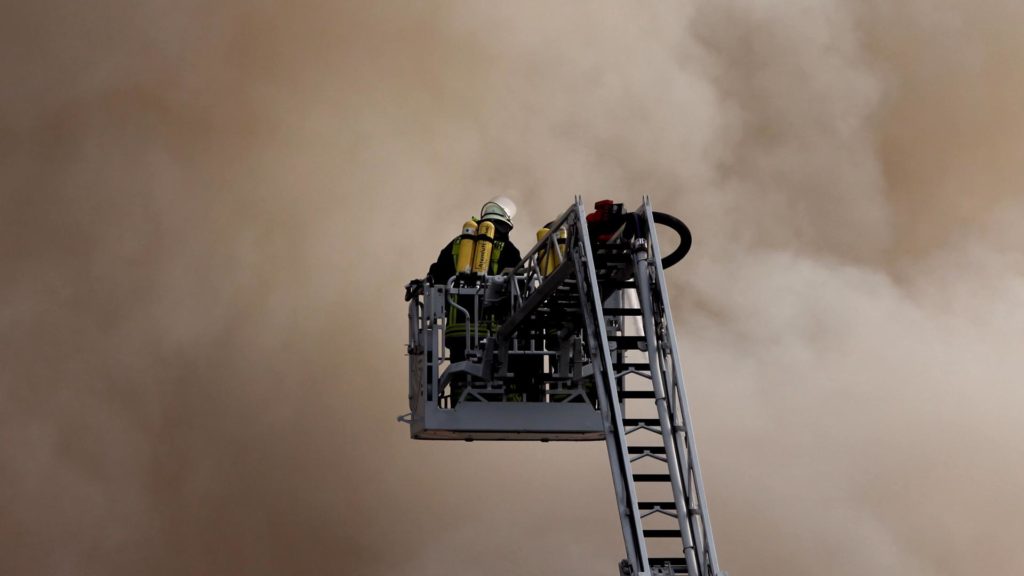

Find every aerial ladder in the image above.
[402,198,723,576]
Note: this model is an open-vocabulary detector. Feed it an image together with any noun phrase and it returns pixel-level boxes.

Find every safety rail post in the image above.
[406,288,422,416]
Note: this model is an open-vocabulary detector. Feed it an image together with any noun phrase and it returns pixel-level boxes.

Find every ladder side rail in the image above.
[632,241,702,576]
[641,285,696,505]
[604,289,626,399]
[642,198,722,576]
[495,258,575,342]
[657,327,709,572]
[503,204,575,281]
[572,198,649,574]
[642,202,712,575]
[639,304,697,520]
[492,204,577,344]
[654,332,691,500]
[574,254,643,574]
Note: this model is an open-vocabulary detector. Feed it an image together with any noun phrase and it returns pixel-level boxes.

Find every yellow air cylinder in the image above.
[471,221,496,274]
[536,227,551,276]
[455,219,478,274]
[554,226,568,268]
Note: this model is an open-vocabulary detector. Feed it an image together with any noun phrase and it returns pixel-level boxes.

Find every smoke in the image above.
[2,1,1022,575]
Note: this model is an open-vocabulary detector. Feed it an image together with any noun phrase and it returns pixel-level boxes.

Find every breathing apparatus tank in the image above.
[536,227,551,275]
[471,221,496,274]
[553,226,567,272]
[455,219,478,274]
[536,225,568,276]
[536,226,568,276]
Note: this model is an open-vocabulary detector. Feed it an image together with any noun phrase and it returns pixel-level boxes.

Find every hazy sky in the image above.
[2,2,1023,575]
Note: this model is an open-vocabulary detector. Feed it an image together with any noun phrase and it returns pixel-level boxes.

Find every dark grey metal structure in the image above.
[402,198,722,576]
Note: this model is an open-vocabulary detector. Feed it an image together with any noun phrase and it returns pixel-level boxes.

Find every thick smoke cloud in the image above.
[2,1,1022,575]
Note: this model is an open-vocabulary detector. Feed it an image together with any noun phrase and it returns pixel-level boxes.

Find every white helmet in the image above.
[480,195,517,228]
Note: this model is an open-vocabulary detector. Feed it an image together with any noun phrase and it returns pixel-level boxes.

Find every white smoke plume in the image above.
[1,1,1022,575]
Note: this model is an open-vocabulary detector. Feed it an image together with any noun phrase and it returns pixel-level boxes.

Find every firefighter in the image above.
[426,196,521,285]
[426,197,525,405]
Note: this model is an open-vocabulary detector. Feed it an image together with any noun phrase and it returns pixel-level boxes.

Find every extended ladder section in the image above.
[404,198,722,576]
[574,199,720,576]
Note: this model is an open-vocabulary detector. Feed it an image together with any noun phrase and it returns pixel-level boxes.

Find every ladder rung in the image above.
[608,335,646,349]
[632,474,670,482]
[613,362,651,371]
[627,446,666,455]
[603,307,643,316]
[619,390,655,399]
[648,557,687,570]
[595,251,631,263]
[622,418,661,427]
[643,529,682,538]
[637,501,677,510]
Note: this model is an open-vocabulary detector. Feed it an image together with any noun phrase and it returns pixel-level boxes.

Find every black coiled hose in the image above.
[651,211,691,269]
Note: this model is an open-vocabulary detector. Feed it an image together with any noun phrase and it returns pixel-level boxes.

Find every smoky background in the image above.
[2,1,1023,575]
